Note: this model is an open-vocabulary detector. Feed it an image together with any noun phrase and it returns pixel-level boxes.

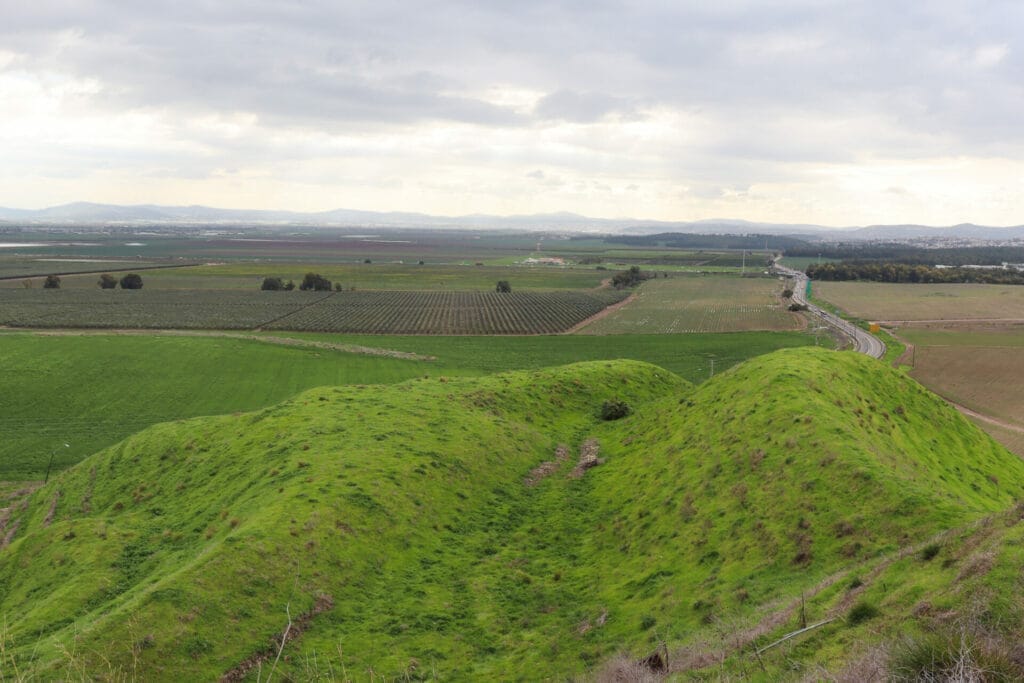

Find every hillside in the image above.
[1,349,1023,679]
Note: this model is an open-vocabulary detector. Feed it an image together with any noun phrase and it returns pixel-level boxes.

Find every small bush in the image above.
[600,400,631,421]
[920,543,941,561]
[639,615,656,631]
[847,600,880,625]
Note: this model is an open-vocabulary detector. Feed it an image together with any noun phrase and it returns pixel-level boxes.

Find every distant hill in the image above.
[3,201,1024,239]
[2,349,1023,679]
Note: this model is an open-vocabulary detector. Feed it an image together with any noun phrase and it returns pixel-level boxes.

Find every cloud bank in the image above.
[1,1,1022,225]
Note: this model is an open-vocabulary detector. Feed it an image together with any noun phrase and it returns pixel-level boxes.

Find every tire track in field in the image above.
[1,327,435,361]
[564,291,637,334]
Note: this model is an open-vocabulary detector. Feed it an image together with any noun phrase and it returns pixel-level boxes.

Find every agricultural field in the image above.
[30,261,610,291]
[893,328,1024,456]
[0,329,814,479]
[261,329,814,382]
[577,274,801,334]
[0,288,626,334]
[265,290,627,334]
[0,255,174,281]
[0,333,435,479]
[812,281,1024,321]
[0,289,333,329]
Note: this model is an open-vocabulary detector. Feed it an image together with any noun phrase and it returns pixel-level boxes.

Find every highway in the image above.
[774,264,886,360]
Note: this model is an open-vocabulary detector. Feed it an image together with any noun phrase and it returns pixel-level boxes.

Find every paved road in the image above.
[774,264,886,359]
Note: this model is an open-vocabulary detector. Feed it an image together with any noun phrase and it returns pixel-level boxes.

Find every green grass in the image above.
[2,349,1022,679]
[0,330,814,479]
[578,275,800,334]
[258,330,815,383]
[0,333,433,479]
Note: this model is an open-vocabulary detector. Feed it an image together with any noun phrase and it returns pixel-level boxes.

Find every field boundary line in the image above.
[564,292,636,334]
[255,291,337,329]
[1,327,435,361]
[0,262,203,281]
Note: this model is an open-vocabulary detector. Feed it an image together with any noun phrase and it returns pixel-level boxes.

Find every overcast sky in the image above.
[1,1,1022,225]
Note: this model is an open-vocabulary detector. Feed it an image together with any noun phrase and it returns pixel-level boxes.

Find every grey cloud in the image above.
[3,1,1023,183]
[533,90,638,122]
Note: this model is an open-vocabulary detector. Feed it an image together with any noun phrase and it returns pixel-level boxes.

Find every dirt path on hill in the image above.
[948,401,1024,434]
[563,292,636,334]
[1,328,435,361]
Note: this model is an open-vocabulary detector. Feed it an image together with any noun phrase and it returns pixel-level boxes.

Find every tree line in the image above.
[787,243,1024,266]
[806,262,1024,285]
[36,273,144,289]
[262,273,343,291]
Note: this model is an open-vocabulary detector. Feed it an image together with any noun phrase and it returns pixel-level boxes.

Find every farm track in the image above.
[0,262,202,281]
[564,291,636,333]
[0,328,436,361]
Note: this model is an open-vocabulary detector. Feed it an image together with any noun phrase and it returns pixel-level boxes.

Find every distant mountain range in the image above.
[1,201,1023,240]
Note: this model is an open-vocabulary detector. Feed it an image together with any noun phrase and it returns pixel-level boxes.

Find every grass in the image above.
[1,349,1022,679]
[256,330,816,383]
[0,333,434,479]
[813,281,1024,321]
[0,330,815,479]
[577,274,800,334]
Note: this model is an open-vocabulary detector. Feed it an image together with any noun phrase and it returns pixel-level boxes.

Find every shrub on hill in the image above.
[42,274,61,289]
[98,273,117,289]
[600,399,631,420]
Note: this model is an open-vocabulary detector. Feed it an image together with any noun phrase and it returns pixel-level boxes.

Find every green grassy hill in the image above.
[2,348,1023,680]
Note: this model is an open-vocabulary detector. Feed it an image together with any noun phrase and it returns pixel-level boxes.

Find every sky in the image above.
[1,1,1022,226]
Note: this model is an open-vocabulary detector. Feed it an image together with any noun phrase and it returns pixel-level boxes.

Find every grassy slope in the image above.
[2,349,1023,679]
[0,331,813,479]
[0,334,431,479]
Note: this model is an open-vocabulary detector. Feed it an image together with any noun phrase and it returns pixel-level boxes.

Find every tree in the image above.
[333,282,343,292]
[98,273,117,289]
[495,280,512,293]
[120,273,143,289]
[283,279,295,291]
[782,288,794,298]
[611,265,648,289]
[43,274,61,289]
[299,273,332,291]
[261,277,284,291]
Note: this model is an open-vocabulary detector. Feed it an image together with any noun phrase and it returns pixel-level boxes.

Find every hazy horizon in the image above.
[2,2,1022,226]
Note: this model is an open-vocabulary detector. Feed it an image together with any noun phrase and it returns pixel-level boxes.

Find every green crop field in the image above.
[813,281,1024,321]
[264,289,627,334]
[0,288,626,333]
[578,275,800,334]
[0,333,436,479]
[0,329,813,479]
[260,329,815,382]
[31,261,609,290]
[2,350,1023,679]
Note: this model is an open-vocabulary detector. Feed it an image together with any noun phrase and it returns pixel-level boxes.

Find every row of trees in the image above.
[806,262,1024,285]
[261,273,342,292]
[37,273,143,289]
[788,243,1024,266]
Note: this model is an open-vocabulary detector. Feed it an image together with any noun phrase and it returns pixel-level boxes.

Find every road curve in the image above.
[774,264,886,360]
